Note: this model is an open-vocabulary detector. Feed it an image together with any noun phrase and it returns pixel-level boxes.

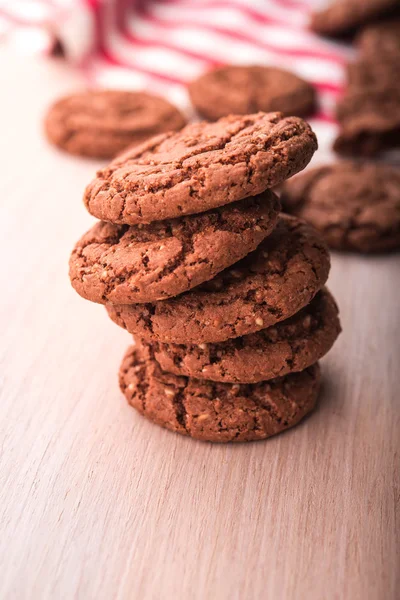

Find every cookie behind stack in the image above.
[281,162,400,253]
[334,18,400,156]
[70,112,341,443]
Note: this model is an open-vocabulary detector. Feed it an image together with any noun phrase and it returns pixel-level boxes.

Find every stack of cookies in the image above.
[69,112,341,443]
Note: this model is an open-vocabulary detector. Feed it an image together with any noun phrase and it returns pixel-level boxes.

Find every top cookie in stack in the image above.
[70,111,341,443]
[82,112,317,225]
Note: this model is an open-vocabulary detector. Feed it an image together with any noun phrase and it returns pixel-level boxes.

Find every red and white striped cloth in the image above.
[0,0,353,155]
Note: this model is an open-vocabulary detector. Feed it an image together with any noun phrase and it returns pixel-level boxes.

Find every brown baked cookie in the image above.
[107,214,330,343]
[281,162,400,252]
[119,344,321,443]
[141,288,340,383]
[310,0,399,37]
[334,88,400,156]
[346,59,398,90]
[69,192,279,304]
[45,90,186,159]
[188,65,317,121]
[84,112,317,225]
[356,18,400,60]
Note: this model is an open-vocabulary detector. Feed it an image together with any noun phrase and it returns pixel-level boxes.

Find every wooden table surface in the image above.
[0,50,399,600]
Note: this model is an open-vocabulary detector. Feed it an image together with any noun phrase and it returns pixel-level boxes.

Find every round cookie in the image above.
[310,0,399,37]
[45,90,186,159]
[355,18,400,60]
[107,214,330,343]
[333,88,400,157]
[281,162,400,252]
[84,112,317,225]
[143,288,340,383]
[346,59,398,90]
[188,65,316,121]
[69,192,279,305]
[119,344,321,443]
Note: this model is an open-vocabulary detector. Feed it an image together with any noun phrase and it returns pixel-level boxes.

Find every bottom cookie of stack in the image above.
[119,343,321,443]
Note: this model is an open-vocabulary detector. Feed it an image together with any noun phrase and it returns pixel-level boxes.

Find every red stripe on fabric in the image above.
[98,47,187,85]
[314,81,342,94]
[121,31,222,67]
[120,28,344,94]
[153,0,304,29]
[156,0,309,13]
[136,8,347,64]
[273,0,310,9]
[312,111,335,123]
[84,0,100,8]
[109,2,345,93]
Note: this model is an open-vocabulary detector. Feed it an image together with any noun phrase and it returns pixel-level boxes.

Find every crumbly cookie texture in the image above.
[45,90,186,159]
[281,162,400,252]
[143,288,340,383]
[188,65,316,121]
[107,214,330,343]
[84,112,317,224]
[119,344,321,443]
[69,192,280,304]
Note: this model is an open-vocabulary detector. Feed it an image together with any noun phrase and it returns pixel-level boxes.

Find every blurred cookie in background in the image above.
[348,18,400,88]
[310,0,400,38]
[346,59,398,89]
[355,17,400,59]
[333,14,400,157]
[280,162,400,253]
[333,88,400,156]
[188,65,317,121]
[45,90,187,159]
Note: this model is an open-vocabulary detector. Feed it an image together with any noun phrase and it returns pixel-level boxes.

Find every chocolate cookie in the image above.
[188,66,317,121]
[310,0,399,37]
[346,59,398,90]
[69,192,279,304]
[142,288,340,383]
[107,214,330,343]
[119,344,321,443]
[281,162,400,252]
[334,88,400,156]
[356,18,400,60]
[45,90,186,159]
[84,112,317,225]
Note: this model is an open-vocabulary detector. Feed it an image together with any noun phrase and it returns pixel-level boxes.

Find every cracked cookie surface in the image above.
[45,90,186,159]
[69,192,279,304]
[141,288,340,383]
[107,214,330,342]
[188,66,316,121]
[84,112,317,224]
[119,344,321,443]
[281,162,400,252]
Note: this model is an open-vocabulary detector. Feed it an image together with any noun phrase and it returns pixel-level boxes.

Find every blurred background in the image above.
[0,0,351,159]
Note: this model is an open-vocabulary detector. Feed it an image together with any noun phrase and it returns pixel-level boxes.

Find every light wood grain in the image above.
[0,49,399,600]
